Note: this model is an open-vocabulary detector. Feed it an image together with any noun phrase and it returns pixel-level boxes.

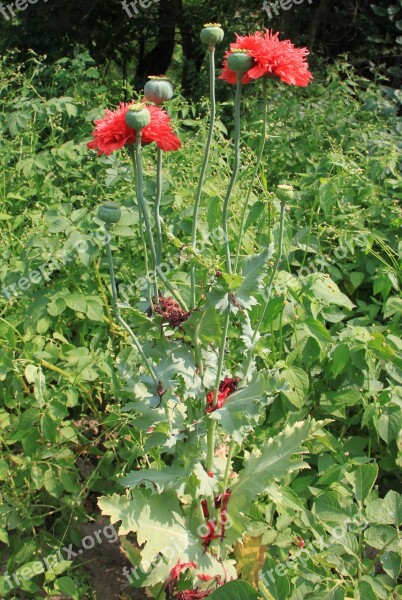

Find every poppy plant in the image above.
[220,29,313,86]
[87,102,181,156]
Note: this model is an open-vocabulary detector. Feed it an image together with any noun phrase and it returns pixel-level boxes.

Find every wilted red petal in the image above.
[206,377,240,413]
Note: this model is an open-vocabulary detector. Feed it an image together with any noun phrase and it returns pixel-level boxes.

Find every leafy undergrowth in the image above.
[0,51,401,599]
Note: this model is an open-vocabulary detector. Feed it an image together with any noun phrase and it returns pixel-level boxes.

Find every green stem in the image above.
[138,200,153,309]
[243,198,286,378]
[222,74,243,275]
[155,148,163,267]
[221,439,235,493]
[132,138,159,301]
[206,75,243,468]
[206,419,217,473]
[234,77,268,273]
[191,48,217,309]
[105,229,158,386]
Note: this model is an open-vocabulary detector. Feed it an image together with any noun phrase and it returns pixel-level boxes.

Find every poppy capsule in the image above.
[125,104,151,130]
[276,184,294,202]
[144,76,174,104]
[98,202,121,226]
[227,50,254,75]
[200,23,224,47]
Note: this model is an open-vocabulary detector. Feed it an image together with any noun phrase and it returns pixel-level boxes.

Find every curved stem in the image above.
[190,48,217,309]
[243,198,286,379]
[155,148,163,267]
[132,138,159,301]
[156,265,189,311]
[105,229,158,386]
[222,74,243,275]
[234,77,268,273]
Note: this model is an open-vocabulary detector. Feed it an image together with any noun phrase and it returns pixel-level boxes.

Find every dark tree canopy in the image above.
[0,0,400,96]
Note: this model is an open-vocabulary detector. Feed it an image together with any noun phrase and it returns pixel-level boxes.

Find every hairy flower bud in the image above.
[125,103,151,130]
[200,23,224,47]
[144,76,174,104]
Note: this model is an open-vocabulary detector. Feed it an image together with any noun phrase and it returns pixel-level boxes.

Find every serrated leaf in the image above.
[236,248,273,309]
[183,306,223,345]
[229,421,311,531]
[119,466,183,493]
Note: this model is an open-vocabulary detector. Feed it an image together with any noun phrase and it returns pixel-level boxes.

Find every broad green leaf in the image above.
[57,576,78,598]
[314,491,350,525]
[308,275,355,310]
[345,463,378,503]
[65,294,86,313]
[259,557,291,599]
[303,317,332,343]
[84,296,104,322]
[281,366,309,409]
[366,490,402,525]
[381,550,401,580]
[209,580,259,600]
[0,527,9,545]
[356,580,378,600]
[364,525,398,551]
[377,406,401,443]
[331,344,350,377]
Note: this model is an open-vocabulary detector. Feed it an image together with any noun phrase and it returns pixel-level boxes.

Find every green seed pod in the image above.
[275,184,294,203]
[144,76,174,104]
[125,103,151,130]
[200,23,224,47]
[227,50,254,75]
[98,202,121,226]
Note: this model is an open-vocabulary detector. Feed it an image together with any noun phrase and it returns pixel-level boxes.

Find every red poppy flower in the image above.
[206,377,240,413]
[220,30,313,86]
[87,103,181,156]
